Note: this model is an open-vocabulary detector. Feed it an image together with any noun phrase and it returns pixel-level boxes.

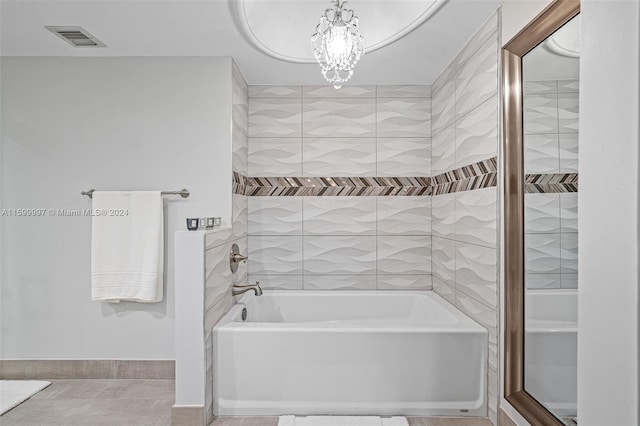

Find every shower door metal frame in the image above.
[502,0,580,424]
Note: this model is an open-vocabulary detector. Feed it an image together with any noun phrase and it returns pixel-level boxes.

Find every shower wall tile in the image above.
[377,98,431,137]
[302,197,376,235]
[455,243,497,309]
[525,193,561,233]
[560,233,578,273]
[455,12,498,69]
[248,197,303,235]
[433,277,455,305]
[232,129,248,176]
[232,193,248,240]
[560,193,578,232]
[523,93,558,134]
[559,133,579,172]
[524,80,557,95]
[488,368,498,425]
[431,194,456,239]
[303,137,376,177]
[376,85,431,98]
[304,275,376,290]
[558,92,579,133]
[205,243,232,312]
[248,138,302,176]
[455,188,497,248]
[431,75,456,135]
[431,124,456,175]
[302,98,376,137]
[249,98,302,137]
[377,275,432,291]
[524,134,560,174]
[377,137,431,177]
[432,237,456,285]
[455,95,498,167]
[249,85,302,98]
[557,79,579,93]
[525,233,561,274]
[303,85,376,98]
[455,34,498,119]
[526,273,562,289]
[248,274,302,290]
[561,274,578,289]
[377,235,431,275]
[376,197,431,236]
[248,235,303,275]
[303,236,376,275]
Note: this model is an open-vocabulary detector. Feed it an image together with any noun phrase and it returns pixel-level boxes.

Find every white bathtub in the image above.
[525,289,577,417]
[213,291,488,417]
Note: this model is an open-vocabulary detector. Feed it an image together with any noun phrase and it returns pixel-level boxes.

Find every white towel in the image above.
[91,191,164,303]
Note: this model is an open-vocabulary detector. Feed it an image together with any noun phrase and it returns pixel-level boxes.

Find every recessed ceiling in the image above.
[0,0,501,85]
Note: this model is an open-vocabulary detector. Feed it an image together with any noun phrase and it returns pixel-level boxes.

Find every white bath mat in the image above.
[0,380,50,415]
[278,416,409,426]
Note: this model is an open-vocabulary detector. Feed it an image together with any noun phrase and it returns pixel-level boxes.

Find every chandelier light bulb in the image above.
[311,0,364,89]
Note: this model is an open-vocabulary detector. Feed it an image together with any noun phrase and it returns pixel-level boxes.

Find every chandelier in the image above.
[311,0,364,89]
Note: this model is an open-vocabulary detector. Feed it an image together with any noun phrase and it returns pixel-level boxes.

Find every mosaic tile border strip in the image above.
[235,157,500,197]
[246,176,432,197]
[525,173,579,193]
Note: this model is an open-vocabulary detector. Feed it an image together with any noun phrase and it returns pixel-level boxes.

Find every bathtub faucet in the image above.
[232,281,263,297]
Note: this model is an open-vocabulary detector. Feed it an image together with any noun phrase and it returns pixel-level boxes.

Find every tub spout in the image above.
[232,281,263,297]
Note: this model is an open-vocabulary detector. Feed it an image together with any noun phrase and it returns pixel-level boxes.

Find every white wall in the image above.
[578,1,639,425]
[501,0,552,44]
[0,57,233,359]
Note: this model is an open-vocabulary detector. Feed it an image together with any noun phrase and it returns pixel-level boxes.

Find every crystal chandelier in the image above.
[311,0,364,89]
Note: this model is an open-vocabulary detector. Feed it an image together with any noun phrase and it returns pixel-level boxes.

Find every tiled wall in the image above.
[430,13,500,425]
[523,80,579,290]
[246,85,433,291]
[204,60,248,424]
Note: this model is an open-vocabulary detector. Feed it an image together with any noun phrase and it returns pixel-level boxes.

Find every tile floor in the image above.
[0,379,493,426]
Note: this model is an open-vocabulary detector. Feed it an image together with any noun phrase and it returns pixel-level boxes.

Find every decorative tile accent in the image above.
[377,98,431,137]
[245,176,432,197]
[303,137,376,177]
[232,171,247,195]
[525,173,578,193]
[431,157,498,195]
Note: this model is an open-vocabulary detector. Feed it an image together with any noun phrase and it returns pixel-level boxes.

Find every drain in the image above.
[460,409,469,413]
[242,307,247,321]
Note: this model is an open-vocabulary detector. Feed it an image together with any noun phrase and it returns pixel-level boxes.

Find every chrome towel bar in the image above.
[81,188,190,199]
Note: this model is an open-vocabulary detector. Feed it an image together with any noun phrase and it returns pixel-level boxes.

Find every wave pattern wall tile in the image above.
[455,95,498,168]
[431,124,456,176]
[377,275,432,290]
[248,197,303,236]
[432,236,456,285]
[303,137,376,177]
[431,64,456,134]
[249,98,302,137]
[249,85,302,98]
[376,197,431,236]
[433,277,455,305]
[523,93,558,135]
[248,235,303,275]
[377,235,431,275]
[302,98,376,137]
[303,236,376,275]
[377,137,431,177]
[455,34,498,120]
[560,193,578,232]
[376,85,431,98]
[558,92,579,133]
[455,188,497,248]
[303,85,376,98]
[302,197,376,235]
[559,133,579,172]
[304,275,376,290]
[431,194,456,239]
[377,98,431,138]
[232,193,248,240]
[455,242,497,309]
[455,291,498,371]
[524,134,560,174]
[248,274,302,290]
[525,233,561,274]
[248,138,302,177]
[524,193,561,234]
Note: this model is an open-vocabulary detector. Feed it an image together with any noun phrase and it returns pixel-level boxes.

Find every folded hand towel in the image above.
[91,191,164,303]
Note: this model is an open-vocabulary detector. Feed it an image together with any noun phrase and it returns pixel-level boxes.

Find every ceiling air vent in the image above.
[45,26,106,48]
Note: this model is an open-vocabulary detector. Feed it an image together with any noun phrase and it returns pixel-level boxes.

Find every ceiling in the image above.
[0,0,502,85]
